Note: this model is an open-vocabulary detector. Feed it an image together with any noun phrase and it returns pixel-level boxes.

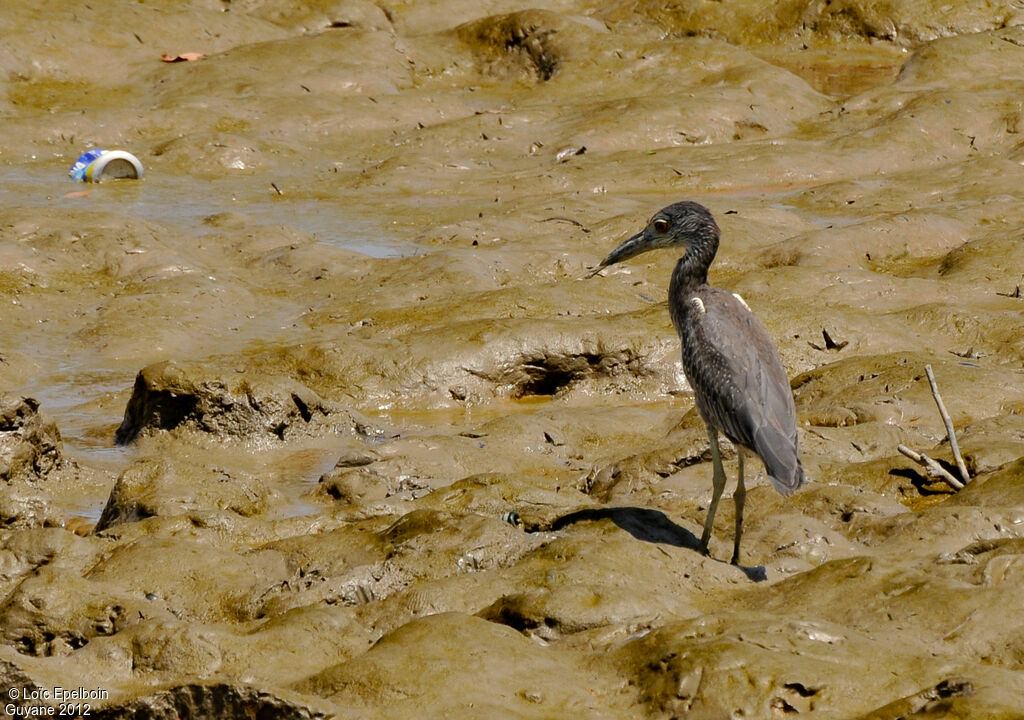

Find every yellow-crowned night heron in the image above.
[598,201,805,564]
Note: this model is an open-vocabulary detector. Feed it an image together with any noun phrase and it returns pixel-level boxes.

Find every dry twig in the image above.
[925,364,970,485]
[897,444,964,491]
[896,364,970,491]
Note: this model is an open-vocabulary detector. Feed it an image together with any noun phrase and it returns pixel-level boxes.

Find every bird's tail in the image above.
[753,426,805,496]
[768,459,805,496]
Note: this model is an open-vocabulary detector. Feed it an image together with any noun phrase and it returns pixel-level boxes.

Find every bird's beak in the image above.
[599,229,649,267]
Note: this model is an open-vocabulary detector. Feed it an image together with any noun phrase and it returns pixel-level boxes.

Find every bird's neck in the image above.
[668,231,717,334]
[669,231,717,300]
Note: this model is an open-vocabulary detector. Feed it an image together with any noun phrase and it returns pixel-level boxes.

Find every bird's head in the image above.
[598,201,719,268]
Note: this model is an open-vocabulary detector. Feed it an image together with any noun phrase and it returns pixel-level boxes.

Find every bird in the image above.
[595,201,805,564]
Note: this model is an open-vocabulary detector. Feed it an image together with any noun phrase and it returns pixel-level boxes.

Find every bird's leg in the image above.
[731,449,746,565]
[700,427,727,556]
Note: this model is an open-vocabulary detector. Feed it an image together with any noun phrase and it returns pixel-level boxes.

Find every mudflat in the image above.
[2,1,1024,717]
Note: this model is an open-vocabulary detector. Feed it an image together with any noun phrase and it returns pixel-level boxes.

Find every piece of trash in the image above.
[555,145,586,163]
[69,149,144,183]
[160,52,205,63]
[501,510,523,528]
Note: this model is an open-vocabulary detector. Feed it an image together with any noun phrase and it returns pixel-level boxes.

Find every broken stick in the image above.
[924,364,970,486]
[896,364,971,491]
[897,444,965,491]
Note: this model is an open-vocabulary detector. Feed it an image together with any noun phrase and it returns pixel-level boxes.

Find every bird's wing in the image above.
[690,289,803,493]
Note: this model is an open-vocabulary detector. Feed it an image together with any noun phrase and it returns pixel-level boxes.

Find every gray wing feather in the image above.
[682,289,804,495]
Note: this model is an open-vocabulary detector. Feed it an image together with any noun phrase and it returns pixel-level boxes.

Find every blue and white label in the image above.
[69,149,108,181]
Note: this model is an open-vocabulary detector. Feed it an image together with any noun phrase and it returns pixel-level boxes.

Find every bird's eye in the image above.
[652,218,669,233]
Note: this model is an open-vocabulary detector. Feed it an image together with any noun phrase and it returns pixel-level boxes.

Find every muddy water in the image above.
[2,1,1024,718]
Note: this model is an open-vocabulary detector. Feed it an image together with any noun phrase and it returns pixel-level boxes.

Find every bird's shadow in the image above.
[549,506,767,582]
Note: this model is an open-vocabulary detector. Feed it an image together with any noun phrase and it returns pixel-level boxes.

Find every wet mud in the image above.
[2,0,1024,717]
